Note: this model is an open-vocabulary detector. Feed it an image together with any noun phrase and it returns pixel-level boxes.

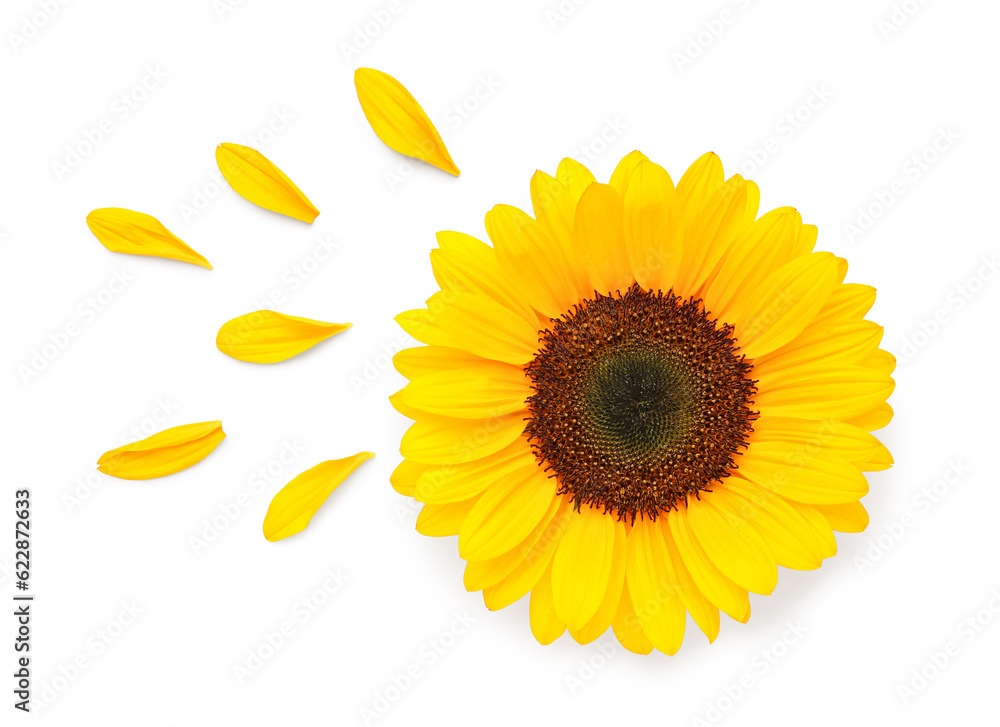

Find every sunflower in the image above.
[389,151,894,655]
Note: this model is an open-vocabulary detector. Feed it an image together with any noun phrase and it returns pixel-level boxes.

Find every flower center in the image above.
[525,284,758,522]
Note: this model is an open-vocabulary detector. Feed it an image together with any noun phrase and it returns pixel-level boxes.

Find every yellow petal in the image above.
[464,493,564,591]
[399,412,526,465]
[622,160,679,292]
[354,67,459,176]
[715,480,824,570]
[569,183,632,297]
[611,581,655,655]
[728,252,840,358]
[486,203,580,319]
[393,345,491,380]
[216,311,350,363]
[86,208,211,269]
[660,521,720,643]
[736,441,869,505]
[416,498,479,537]
[529,563,566,645]
[674,175,749,296]
[389,458,426,497]
[702,207,801,319]
[608,150,649,195]
[666,508,750,622]
[263,452,373,541]
[753,320,883,375]
[845,402,894,431]
[551,504,622,631]
[750,416,884,466]
[482,497,573,610]
[755,365,895,421]
[569,520,628,644]
[625,516,687,655]
[812,284,877,326]
[215,143,319,222]
[815,500,870,533]
[97,421,225,480]
[393,361,530,419]
[415,440,532,504]
[396,289,539,366]
[431,231,535,322]
[684,492,778,595]
[459,462,558,560]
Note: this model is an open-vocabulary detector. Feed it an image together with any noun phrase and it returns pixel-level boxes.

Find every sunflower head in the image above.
[390,151,894,655]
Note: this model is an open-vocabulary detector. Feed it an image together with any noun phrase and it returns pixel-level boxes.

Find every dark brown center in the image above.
[525,284,758,522]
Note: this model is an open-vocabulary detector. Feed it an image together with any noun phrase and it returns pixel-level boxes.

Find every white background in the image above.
[2,0,998,724]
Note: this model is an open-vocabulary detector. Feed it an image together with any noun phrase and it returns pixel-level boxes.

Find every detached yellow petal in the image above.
[97,421,225,480]
[216,311,351,363]
[86,208,211,268]
[263,452,374,541]
[354,68,460,176]
[215,143,319,222]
